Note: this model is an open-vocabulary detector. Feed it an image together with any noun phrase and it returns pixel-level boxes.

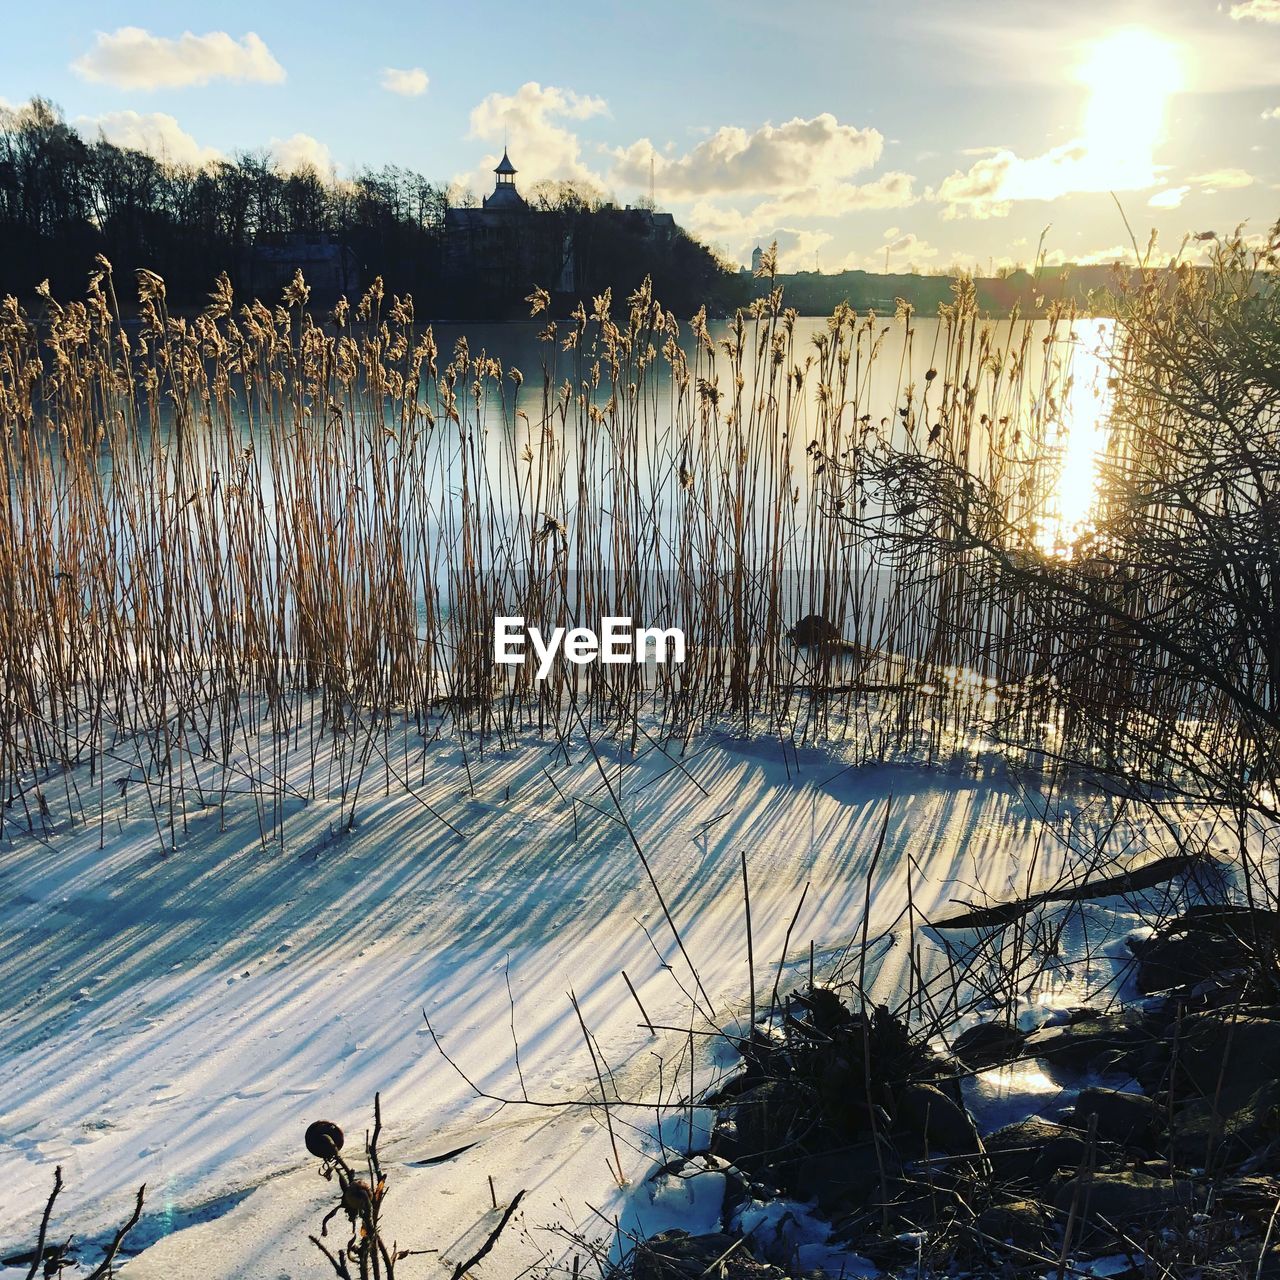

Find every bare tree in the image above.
[836,223,1280,877]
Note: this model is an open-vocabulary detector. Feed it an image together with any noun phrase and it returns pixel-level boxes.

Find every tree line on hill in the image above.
[1,96,1164,321]
[0,98,728,317]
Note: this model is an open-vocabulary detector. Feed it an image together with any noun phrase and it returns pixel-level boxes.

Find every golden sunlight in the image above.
[1078,30,1184,189]
[1037,322,1116,555]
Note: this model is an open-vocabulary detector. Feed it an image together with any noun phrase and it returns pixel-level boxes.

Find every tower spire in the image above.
[485,144,524,209]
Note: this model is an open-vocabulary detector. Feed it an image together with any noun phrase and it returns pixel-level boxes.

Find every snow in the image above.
[1042,1256,1140,1279]
[730,1197,876,1276]
[0,709,1193,1275]
[614,1155,727,1262]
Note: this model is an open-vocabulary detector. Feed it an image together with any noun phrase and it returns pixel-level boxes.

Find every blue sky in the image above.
[1,0,1277,271]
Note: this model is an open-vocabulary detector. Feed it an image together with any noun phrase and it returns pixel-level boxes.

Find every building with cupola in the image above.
[443,149,574,309]
[441,146,691,319]
[483,149,525,211]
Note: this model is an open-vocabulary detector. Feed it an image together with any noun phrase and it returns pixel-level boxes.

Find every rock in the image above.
[792,1143,889,1217]
[1061,1006,1106,1025]
[1168,1080,1280,1167]
[836,1175,965,1241]
[731,1082,804,1169]
[1133,933,1250,996]
[985,1118,1122,1191]
[1240,1139,1280,1176]
[1218,1174,1280,1216]
[1170,1013,1280,1098]
[952,1021,1028,1069]
[1071,1088,1160,1148]
[1022,1011,1147,1077]
[1053,1170,1190,1222]
[1129,906,1280,996]
[1258,1245,1280,1280]
[787,614,842,647]
[896,1082,980,1154]
[975,1199,1054,1253]
[633,1230,786,1280]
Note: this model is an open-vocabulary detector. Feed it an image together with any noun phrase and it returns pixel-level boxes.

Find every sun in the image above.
[1077,29,1184,188]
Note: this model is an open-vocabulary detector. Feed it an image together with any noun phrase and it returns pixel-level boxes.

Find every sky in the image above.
[1,0,1277,273]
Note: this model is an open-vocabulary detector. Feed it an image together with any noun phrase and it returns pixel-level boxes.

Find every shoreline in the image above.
[0,718,1217,1277]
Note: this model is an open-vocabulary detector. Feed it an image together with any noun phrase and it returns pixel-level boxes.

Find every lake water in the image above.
[17,308,1116,731]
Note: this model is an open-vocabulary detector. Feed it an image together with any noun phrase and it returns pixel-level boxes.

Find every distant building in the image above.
[751,245,764,275]
[484,148,525,211]
[442,148,686,315]
[444,149,574,300]
[250,233,359,300]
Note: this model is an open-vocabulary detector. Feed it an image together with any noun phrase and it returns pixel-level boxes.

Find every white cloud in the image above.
[271,133,333,175]
[849,230,940,272]
[683,202,839,272]
[72,27,285,90]
[678,169,914,272]
[752,171,916,221]
[758,228,833,274]
[381,67,429,97]
[930,151,1017,219]
[930,126,1170,220]
[1148,185,1190,209]
[1040,235,1246,270]
[1191,167,1254,191]
[1076,245,1139,266]
[79,110,222,167]
[928,29,1183,219]
[463,82,608,191]
[612,114,883,199]
[683,200,755,249]
[1263,107,1280,119]
[884,231,936,258]
[1230,0,1280,21]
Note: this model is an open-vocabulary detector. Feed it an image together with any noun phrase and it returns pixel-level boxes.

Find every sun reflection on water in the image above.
[1036,321,1116,556]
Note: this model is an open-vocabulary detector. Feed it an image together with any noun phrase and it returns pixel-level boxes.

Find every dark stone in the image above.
[1168,1080,1280,1167]
[836,1175,965,1240]
[1071,1087,1160,1148]
[792,1143,889,1217]
[1170,1013,1280,1098]
[1052,1171,1190,1222]
[985,1118,1123,1191]
[975,1199,1054,1253]
[788,614,843,646]
[952,1021,1028,1069]
[731,1082,804,1169]
[1022,1011,1148,1077]
[632,1231,786,1280]
[1129,906,1280,997]
[896,1082,980,1154]
[1219,1175,1280,1221]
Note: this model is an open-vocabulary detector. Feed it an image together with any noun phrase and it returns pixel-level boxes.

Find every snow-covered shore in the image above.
[0,721,1178,1276]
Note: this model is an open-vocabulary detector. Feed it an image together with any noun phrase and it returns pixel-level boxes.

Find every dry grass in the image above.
[0,256,1153,846]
